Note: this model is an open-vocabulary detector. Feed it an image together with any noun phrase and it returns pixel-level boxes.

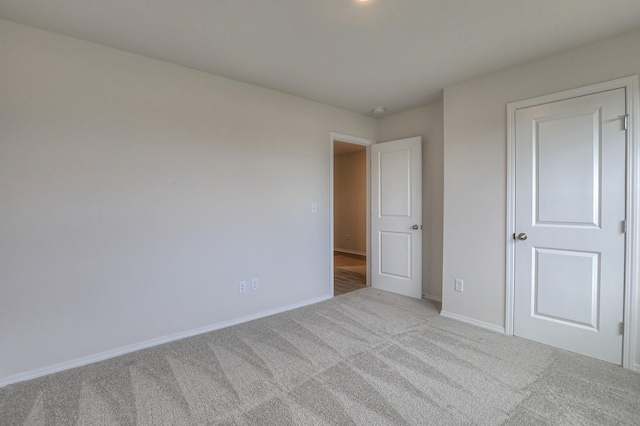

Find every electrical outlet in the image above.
[251,278,259,291]
[239,280,247,294]
[455,279,463,292]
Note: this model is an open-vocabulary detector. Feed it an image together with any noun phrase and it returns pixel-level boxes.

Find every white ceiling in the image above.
[2,1,640,117]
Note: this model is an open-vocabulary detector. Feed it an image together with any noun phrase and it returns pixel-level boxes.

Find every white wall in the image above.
[334,150,367,254]
[378,103,444,301]
[442,28,640,366]
[0,19,377,383]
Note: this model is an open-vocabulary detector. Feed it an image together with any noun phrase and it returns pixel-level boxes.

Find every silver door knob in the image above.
[517,233,527,241]
[411,224,420,230]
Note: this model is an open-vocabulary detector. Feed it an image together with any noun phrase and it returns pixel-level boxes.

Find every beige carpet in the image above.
[1,288,639,425]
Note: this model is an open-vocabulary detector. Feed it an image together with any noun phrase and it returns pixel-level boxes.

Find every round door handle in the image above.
[411,224,421,230]
[517,233,527,241]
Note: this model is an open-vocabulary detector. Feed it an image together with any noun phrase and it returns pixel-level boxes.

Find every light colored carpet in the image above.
[1,288,639,425]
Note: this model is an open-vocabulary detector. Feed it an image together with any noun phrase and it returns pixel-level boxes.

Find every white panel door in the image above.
[371,137,422,299]
[514,88,626,364]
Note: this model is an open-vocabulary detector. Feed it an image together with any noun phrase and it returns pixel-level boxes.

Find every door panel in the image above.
[535,111,600,226]
[514,88,626,364]
[533,248,599,328]
[371,137,422,299]
[380,231,411,279]
[379,150,411,217]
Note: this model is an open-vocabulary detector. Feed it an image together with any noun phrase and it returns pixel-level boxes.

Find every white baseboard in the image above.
[0,294,332,388]
[634,363,640,373]
[422,293,442,303]
[334,248,366,257]
[440,310,506,334]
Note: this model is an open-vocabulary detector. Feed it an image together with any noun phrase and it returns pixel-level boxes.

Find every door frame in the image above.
[329,132,375,296]
[505,76,640,370]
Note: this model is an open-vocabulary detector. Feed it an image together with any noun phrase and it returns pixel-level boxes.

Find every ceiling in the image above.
[2,1,640,117]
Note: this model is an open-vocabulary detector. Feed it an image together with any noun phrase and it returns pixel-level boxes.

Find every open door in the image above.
[371,137,422,299]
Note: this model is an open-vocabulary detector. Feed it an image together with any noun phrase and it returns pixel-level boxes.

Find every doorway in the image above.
[329,133,374,297]
[333,140,368,296]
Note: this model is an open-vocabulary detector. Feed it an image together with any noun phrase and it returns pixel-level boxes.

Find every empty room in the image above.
[1,1,640,424]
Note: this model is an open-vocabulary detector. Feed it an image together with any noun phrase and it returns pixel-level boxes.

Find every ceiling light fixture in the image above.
[372,107,385,114]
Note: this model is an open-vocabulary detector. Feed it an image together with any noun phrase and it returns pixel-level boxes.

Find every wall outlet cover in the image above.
[455,279,463,292]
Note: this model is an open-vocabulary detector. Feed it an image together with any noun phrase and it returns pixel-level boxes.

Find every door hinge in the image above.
[620,322,625,335]
[619,114,629,131]
[622,220,627,234]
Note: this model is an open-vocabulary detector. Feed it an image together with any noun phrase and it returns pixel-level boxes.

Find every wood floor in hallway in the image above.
[334,254,366,296]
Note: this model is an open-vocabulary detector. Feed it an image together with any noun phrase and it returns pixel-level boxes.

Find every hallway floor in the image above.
[334,254,366,296]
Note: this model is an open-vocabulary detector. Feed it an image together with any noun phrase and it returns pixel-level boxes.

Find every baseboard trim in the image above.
[634,363,640,373]
[334,248,366,257]
[0,294,333,388]
[440,310,506,334]
[422,293,442,303]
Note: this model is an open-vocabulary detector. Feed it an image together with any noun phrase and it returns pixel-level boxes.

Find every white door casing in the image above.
[512,88,627,364]
[371,137,422,299]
